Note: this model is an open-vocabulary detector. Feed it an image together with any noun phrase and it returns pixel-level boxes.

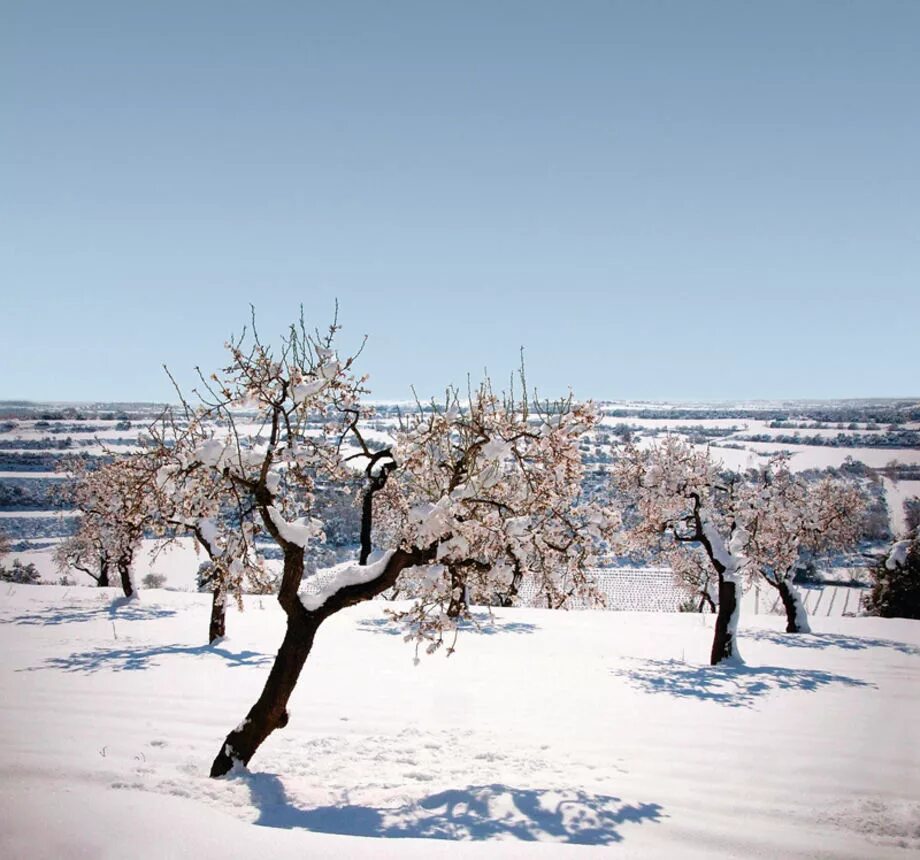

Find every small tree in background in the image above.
[56,457,158,598]
[53,530,112,587]
[146,416,273,644]
[668,547,717,613]
[614,437,749,665]
[743,457,867,633]
[865,534,920,619]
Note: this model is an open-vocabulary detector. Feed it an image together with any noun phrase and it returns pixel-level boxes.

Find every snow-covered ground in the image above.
[1,585,917,858]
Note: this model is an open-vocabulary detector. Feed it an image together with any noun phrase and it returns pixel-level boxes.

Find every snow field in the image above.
[1,585,918,858]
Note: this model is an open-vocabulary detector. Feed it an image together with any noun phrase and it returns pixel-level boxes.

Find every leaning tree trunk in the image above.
[210,544,433,778]
[97,559,110,588]
[775,577,811,634]
[210,606,319,776]
[209,586,227,644]
[710,577,741,665]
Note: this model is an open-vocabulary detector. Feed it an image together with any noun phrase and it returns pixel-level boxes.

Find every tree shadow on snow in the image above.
[358,613,539,638]
[237,770,663,844]
[21,642,271,673]
[746,629,920,657]
[7,599,178,626]
[613,659,874,708]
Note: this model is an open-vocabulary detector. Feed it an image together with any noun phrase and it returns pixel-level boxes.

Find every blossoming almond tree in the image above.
[614,437,749,665]
[55,456,159,598]
[145,419,272,643]
[156,312,615,778]
[742,457,867,633]
[370,382,618,653]
[53,531,112,588]
[146,312,371,778]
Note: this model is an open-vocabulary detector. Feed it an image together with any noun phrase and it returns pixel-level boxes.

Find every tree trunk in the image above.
[698,591,716,613]
[117,561,134,598]
[210,544,434,778]
[776,577,811,633]
[209,586,226,644]
[494,554,523,608]
[98,560,110,588]
[446,567,467,618]
[210,611,319,776]
[710,578,741,665]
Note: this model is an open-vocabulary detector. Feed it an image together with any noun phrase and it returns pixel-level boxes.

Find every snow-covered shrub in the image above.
[0,559,41,584]
[865,536,920,619]
[142,573,167,589]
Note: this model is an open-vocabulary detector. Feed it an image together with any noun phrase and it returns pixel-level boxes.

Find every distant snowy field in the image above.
[1,585,918,858]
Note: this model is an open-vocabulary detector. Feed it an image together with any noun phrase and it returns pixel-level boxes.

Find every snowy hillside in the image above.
[1,586,917,858]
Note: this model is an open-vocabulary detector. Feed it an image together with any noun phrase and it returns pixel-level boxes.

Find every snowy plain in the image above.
[2,401,919,857]
[1,585,918,859]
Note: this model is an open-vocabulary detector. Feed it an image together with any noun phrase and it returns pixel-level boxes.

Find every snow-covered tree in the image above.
[150,312,372,776]
[614,437,748,665]
[742,457,867,633]
[53,530,112,587]
[146,416,273,643]
[370,383,617,648]
[56,456,158,598]
[669,546,717,613]
[157,311,614,778]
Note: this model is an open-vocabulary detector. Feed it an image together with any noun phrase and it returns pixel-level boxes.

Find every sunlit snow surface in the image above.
[1,586,918,858]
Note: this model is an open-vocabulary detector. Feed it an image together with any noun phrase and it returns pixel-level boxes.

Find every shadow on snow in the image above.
[7,598,178,626]
[237,770,663,844]
[746,629,920,657]
[22,642,271,673]
[613,659,874,708]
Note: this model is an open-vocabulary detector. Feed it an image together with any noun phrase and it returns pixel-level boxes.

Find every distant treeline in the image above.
[736,431,920,449]
[601,404,920,423]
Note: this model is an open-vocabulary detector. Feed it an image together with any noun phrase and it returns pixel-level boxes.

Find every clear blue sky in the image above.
[2,1,918,403]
